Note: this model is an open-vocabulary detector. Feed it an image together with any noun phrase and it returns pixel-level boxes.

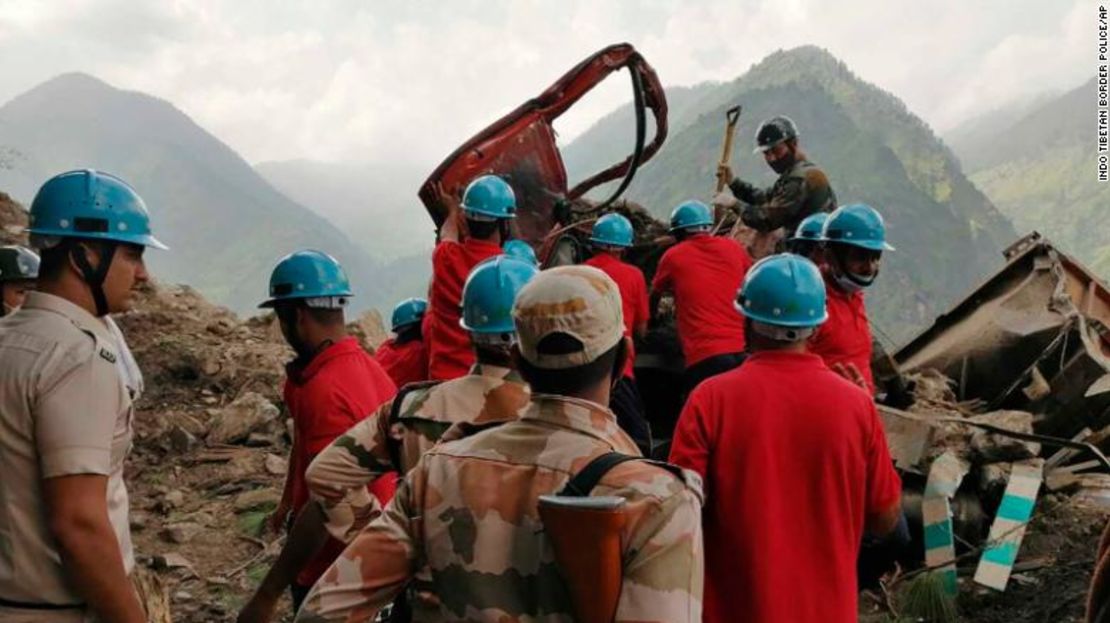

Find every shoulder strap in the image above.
[559,451,686,497]
[386,380,442,470]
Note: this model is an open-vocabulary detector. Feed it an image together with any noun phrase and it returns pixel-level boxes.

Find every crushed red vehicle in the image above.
[417,43,668,247]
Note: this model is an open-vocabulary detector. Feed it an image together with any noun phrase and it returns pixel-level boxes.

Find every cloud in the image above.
[0,0,1089,166]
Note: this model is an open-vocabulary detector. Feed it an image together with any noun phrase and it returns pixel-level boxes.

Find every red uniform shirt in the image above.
[282,337,397,587]
[651,234,753,367]
[809,273,874,393]
[669,351,901,623]
[374,337,428,388]
[584,252,649,378]
[427,238,502,380]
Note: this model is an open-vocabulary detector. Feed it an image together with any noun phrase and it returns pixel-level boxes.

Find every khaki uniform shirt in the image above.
[307,364,531,543]
[296,394,705,623]
[0,292,135,606]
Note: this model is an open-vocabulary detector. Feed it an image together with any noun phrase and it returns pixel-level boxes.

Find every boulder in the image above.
[160,522,203,544]
[207,392,279,445]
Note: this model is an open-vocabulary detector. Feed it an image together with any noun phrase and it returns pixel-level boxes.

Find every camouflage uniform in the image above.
[297,265,705,623]
[729,158,838,236]
[306,364,531,543]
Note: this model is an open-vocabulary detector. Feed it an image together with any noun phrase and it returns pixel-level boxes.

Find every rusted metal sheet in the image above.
[895,232,1110,438]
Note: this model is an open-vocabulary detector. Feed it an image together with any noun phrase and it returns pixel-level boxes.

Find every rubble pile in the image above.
[875,234,1110,621]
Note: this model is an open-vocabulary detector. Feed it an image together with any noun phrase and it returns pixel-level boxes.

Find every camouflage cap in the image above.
[512,265,624,369]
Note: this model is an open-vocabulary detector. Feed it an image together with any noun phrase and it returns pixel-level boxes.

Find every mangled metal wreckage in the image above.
[878,231,1110,596]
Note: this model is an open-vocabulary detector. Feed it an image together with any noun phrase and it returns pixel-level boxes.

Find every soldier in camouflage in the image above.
[296,265,705,622]
[239,256,537,622]
[718,116,838,250]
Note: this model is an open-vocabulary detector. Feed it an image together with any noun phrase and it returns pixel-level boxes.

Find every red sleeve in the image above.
[668,388,713,482]
[651,251,674,294]
[430,241,462,303]
[864,404,902,514]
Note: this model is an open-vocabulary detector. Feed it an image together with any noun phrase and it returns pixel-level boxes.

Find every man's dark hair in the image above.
[517,333,624,395]
[466,218,500,240]
[395,321,423,345]
[36,244,70,281]
[35,238,120,282]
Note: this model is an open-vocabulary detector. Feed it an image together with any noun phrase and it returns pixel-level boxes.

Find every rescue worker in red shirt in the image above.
[374,297,428,387]
[239,250,397,620]
[808,203,894,394]
[426,175,517,380]
[583,213,652,454]
[786,212,828,266]
[651,200,754,395]
[669,253,902,623]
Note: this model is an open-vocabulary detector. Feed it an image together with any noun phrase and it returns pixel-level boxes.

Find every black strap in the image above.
[0,595,85,610]
[69,241,117,317]
[559,451,686,497]
[386,380,441,470]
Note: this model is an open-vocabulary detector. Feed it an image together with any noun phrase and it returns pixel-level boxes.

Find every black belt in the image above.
[0,595,85,610]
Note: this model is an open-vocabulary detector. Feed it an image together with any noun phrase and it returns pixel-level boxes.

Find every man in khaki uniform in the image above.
[238,255,537,622]
[296,265,704,622]
[0,170,166,622]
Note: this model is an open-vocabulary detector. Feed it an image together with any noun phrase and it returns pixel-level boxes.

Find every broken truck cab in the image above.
[894,232,1110,441]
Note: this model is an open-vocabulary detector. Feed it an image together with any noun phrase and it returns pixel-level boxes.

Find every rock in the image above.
[160,522,203,544]
[167,425,199,453]
[245,432,278,447]
[130,511,150,531]
[158,490,186,513]
[206,392,279,444]
[234,488,280,512]
[264,453,288,475]
[969,410,1040,462]
[152,552,192,570]
[181,411,212,433]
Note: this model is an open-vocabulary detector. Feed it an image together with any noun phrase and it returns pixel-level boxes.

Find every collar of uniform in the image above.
[289,336,362,383]
[589,251,620,266]
[521,393,640,454]
[21,291,112,342]
[469,362,525,384]
[464,237,503,254]
[747,349,825,367]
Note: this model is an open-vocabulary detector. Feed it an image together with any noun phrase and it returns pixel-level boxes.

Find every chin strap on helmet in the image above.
[69,241,117,317]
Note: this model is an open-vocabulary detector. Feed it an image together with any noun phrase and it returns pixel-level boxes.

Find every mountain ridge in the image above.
[562,45,1017,341]
[0,72,391,315]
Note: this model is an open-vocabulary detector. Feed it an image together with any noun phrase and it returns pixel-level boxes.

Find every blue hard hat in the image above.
[259,249,353,308]
[391,297,428,331]
[502,239,538,266]
[737,253,828,327]
[668,200,713,232]
[789,212,829,242]
[27,169,168,249]
[590,213,634,247]
[822,204,895,252]
[462,175,517,220]
[460,255,539,334]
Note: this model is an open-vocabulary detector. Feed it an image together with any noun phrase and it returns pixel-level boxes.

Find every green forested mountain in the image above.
[562,46,1017,342]
[0,73,391,315]
[947,78,1110,278]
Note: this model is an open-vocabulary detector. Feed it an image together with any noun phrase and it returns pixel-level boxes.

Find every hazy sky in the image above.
[0,0,1091,167]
